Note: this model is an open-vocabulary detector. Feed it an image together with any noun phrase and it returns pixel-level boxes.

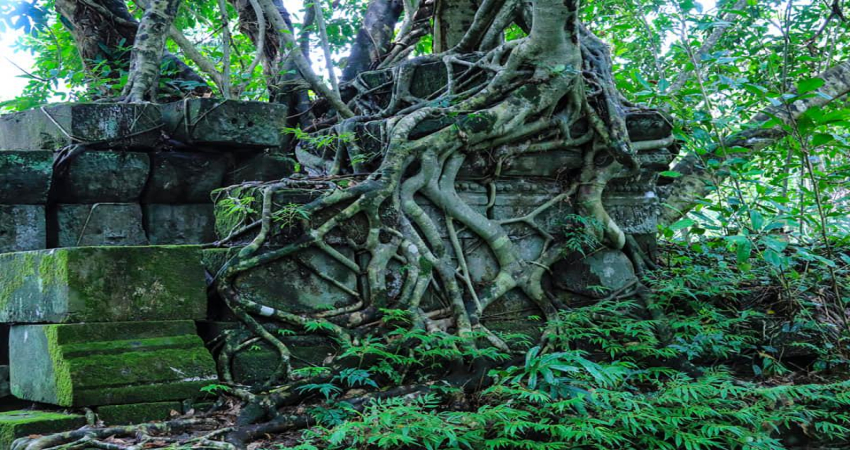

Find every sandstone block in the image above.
[224,152,295,185]
[96,402,182,425]
[143,204,216,245]
[162,99,288,149]
[0,151,53,204]
[0,410,85,449]
[10,321,217,407]
[0,103,161,151]
[55,203,148,247]
[52,152,150,203]
[0,205,46,254]
[202,247,359,315]
[143,152,229,203]
[0,246,206,323]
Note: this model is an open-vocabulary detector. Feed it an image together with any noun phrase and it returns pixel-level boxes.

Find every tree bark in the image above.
[55,0,208,98]
[659,58,850,226]
[122,0,182,101]
[342,0,404,82]
[432,0,479,52]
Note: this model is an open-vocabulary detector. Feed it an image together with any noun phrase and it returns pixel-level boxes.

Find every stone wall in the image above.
[0,97,675,442]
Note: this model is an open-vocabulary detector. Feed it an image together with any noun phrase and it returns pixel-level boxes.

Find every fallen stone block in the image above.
[10,321,217,407]
[0,103,161,151]
[553,249,636,298]
[0,205,46,254]
[0,246,207,323]
[0,151,53,204]
[143,152,230,203]
[52,152,150,203]
[0,410,85,449]
[143,204,216,245]
[96,401,182,425]
[55,203,148,247]
[162,99,289,149]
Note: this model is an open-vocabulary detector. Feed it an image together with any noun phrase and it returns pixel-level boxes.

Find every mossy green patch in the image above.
[10,321,217,407]
[0,410,85,450]
[0,246,207,323]
[96,402,182,425]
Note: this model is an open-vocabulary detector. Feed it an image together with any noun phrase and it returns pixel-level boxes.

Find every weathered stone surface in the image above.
[162,99,288,149]
[553,249,636,298]
[0,366,9,399]
[0,205,46,254]
[0,410,85,449]
[0,151,53,204]
[0,246,206,323]
[0,103,161,151]
[52,152,150,203]
[10,321,217,407]
[202,247,359,314]
[143,204,216,245]
[197,322,335,385]
[143,152,230,203]
[224,152,296,185]
[55,203,148,247]
[96,402,182,425]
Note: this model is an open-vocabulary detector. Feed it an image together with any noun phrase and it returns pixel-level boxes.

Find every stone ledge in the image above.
[0,246,206,323]
[0,103,161,151]
[0,410,85,449]
[10,321,217,407]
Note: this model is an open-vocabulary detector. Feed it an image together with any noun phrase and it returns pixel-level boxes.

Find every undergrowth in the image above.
[269,240,850,450]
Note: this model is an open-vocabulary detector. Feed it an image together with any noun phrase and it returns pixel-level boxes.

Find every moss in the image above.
[0,410,85,449]
[0,252,36,311]
[45,325,74,406]
[96,402,181,425]
[13,321,217,407]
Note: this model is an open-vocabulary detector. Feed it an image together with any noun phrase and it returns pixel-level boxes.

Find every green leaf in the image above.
[670,218,695,231]
[796,77,825,94]
[659,170,683,178]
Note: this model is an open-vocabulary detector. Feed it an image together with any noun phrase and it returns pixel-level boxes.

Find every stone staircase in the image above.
[0,101,295,448]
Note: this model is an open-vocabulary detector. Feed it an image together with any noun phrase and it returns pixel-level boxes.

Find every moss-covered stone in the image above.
[0,246,206,323]
[161,99,288,149]
[0,205,46,254]
[143,204,216,245]
[96,402,182,425]
[55,203,148,247]
[0,410,85,449]
[10,321,217,407]
[143,152,230,204]
[52,152,150,203]
[0,103,161,151]
[0,151,53,204]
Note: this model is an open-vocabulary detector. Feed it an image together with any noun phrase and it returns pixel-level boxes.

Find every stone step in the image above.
[0,246,206,323]
[0,410,85,449]
[9,321,217,407]
[0,103,161,151]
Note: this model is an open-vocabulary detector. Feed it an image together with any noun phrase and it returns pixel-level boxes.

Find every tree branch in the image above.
[659,57,850,226]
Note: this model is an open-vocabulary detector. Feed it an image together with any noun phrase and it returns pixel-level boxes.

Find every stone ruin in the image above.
[0,68,675,445]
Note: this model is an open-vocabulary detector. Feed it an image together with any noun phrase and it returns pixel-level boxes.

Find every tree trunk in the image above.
[55,0,208,98]
[342,0,405,82]
[432,0,479,51]
[122,0,182,101]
